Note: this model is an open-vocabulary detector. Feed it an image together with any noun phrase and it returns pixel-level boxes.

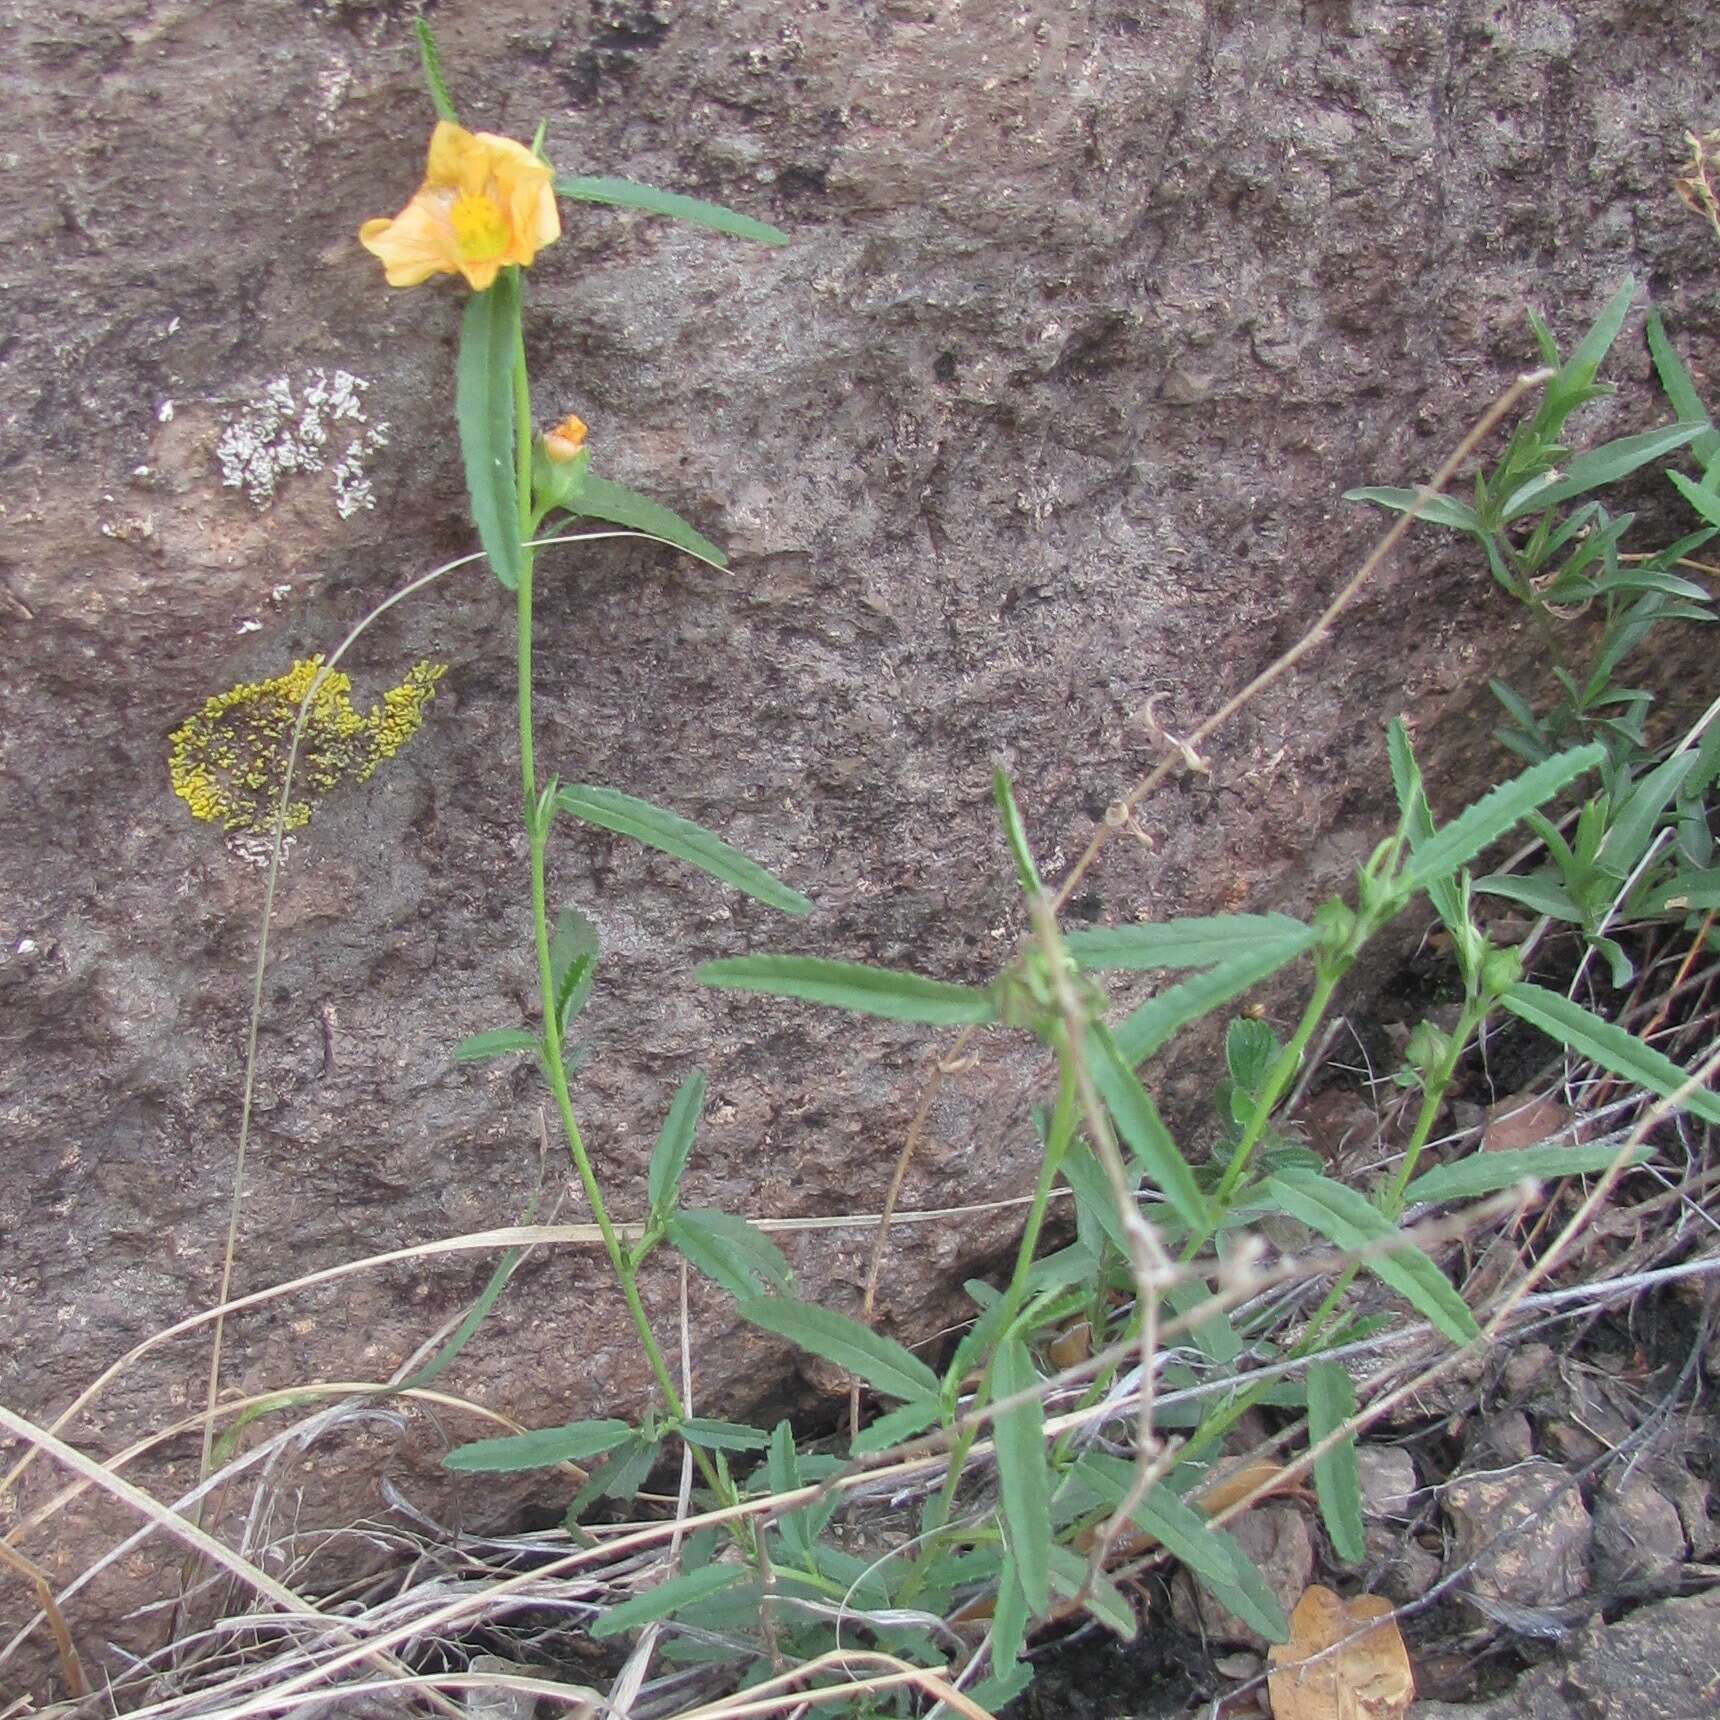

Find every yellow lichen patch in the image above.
[169,657,447,836]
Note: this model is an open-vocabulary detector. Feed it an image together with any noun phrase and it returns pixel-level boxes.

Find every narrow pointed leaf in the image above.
[1077,1453,1246,1589]
[1503,424,1705,518]
[736,1296,940,1404]
[992,1335,1051,1616]
[1086,1024,1208,1233]
[1112,937,1313,1066]
[414,19,458,124]
[1401,744,1604,891]
[993,770,1042,894]
[590,1563,744,1638]
[567,473,727,568]
[1474,869,1582,920]
[556,783,810,915]
[443,1417,633,1473]
[1503,982,1720,1125]
[1166,1278,1241,1365]
[851,1398,941,1457]
[1060,1137,1138,1259]
[556,175,789,245]
[648,1072,707,1217]
[1264,1170,1480,1344]
[455,273,522,590]
[667,1209,793,1299]
[452,1027,541,1063]
[697,955,996,1024]
[1646,311,1720,466]
[1405,1140,1650,1206]
[1550,277,1635,404]
[1597,749,1698,878]
[550,905,599,1033]
[677,1418,769,1452]
[1307,1359,1365,1563]
[1640,866,1720,912]
[1046,1541,1137,1641]
[1342,486,1479,531]
[1064,913,1312,972]
[1667,469,1720,528]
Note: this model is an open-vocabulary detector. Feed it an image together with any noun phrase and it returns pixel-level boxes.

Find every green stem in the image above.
[1381,999,1484,1217]
[1199,970,1341,1243]
[1180,996,1485,1465]
[506,285,687,1426]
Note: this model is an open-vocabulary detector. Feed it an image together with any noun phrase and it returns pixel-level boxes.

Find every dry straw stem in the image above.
[1,1197,1046,1516]
[0,1402,460,1719]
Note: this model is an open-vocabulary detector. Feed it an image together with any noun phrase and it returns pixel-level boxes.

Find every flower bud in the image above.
[544,413,588,462]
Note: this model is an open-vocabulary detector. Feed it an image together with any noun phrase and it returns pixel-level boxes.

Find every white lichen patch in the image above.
[215,369,391,518]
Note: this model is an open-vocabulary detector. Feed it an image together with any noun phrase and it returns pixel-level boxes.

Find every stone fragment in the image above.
[1591,1472,1687,1592]
[1354,1445,1418,1521]
[1443,1459,1592,1611]
[1411,1587,1720,1719]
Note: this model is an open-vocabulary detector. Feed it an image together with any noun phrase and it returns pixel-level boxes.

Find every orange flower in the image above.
[543,413,588,462]
[359,121,561,291]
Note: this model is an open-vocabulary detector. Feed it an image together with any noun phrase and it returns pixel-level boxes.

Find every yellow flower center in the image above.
[449,192,510,262]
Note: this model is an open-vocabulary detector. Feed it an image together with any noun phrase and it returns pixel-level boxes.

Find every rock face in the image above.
[1,0,1715,1693]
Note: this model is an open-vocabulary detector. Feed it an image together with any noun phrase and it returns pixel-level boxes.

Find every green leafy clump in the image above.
[167,656,445,834]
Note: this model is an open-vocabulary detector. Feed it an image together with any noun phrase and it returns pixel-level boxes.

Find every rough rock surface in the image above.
[1412,1587,1720,1720]
[1,0,1717,1693]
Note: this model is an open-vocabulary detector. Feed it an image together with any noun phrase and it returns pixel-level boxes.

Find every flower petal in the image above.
[425,120,491,196]
[359,193,461,287]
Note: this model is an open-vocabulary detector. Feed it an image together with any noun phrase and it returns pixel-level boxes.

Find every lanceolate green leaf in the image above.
[566,473,728,568]
[697,955,997,1025]
[648,1072,708,1217]
[1646,311,1720,468]
[736,1296,940,1404]
[992,1335,1051,1616]
[850,1398,941,1457]
[451,1027,541,1063]
[1667,470,1720,529]
[590,1563,744,1638]
[1064,913,1312,972]
[1264,1170,1481,1345]
[1596,750,1698,879]
[455,273,522,590]
[556,175,789,245]
[1046,1541,1137,1641]
[1401,744,1605,892]
[1474,869,1582,921]
[1112,937,1313,1066]
[1307,1360,1365,1564]
[1059,1138,1137,1259]
[1503,982,1720,1126]
[1502,424,1705,518]
[555,784,810,916]
[677,1418,770,1452]
[993,770,1043,894]
[390,1195,537,1395]
[414,19,458,124]
[667,1209,794,1299]
[1404,1140,1650,1207]
[1085,1024,1209,1234]
[442,1417,633,1473]
[1340,487,1480,531]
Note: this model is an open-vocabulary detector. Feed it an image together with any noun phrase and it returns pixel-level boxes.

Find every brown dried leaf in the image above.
[1266,1585,1414,1720]
[1481,1091,1572,1154]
